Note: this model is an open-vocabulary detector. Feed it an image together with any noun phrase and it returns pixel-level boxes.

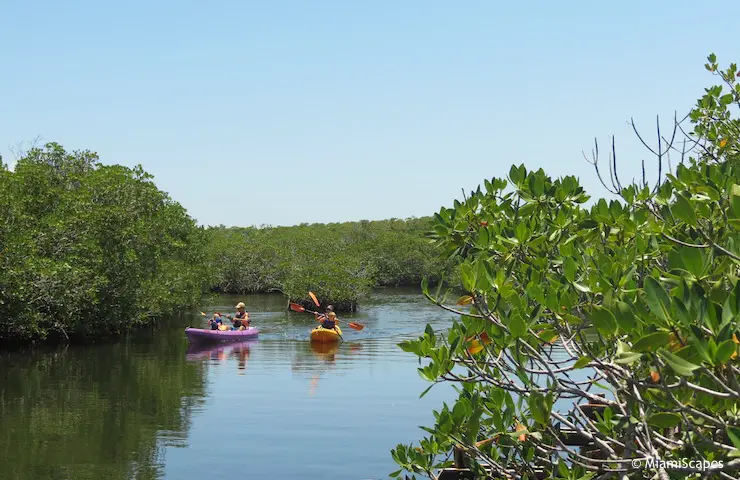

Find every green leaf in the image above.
[727,426,740,449]
[679,247,705,278]
[398,340,422,355]
[647,412,682,428]
[557,459,569,478]
[460,263,476,292]
[425,324,435,346]
[687,332,713,364]
[593,381,612,391]
[614,351,642,365]
[533,174,545,197]
[515,222,528,243]
[475,260,492,291]
[420,277,429,296]
[671,193,696,226]
[731,184,740,219]
[528,392,548,425]
[590,305,617,336]
[658,348,701,376]
[419,383,436,399]
[714,339,737,364]
[433,225,449,237]
[722,297,734,331]
[614,301,637,331]
[449,335,461,354]
[573,356,591,369]
[644,276,671,323]
[507,313,527,338]
[563,257,576,283]
[509,164,522,185]
[573,282,591,293]
[632,331,671,353]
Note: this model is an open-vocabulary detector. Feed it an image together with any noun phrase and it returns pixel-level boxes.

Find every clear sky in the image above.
[1,1,738,227]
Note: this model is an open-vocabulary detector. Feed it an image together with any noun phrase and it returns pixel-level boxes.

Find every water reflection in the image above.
[0,289,462,480]
[0,328,208,480]
[185,340,256,373]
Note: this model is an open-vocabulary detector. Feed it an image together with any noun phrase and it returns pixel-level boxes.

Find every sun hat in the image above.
[235,302,246,309]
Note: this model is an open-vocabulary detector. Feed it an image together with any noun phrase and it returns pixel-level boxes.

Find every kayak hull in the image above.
[185,327,259,344]
[310,325,342,343]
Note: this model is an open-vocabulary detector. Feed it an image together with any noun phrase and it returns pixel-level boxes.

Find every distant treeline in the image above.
[205,218,458,310]
[0,143,210,347]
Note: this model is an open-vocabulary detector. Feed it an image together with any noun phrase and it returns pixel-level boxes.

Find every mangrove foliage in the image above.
[205,219,457,311]
[0,143,210,347]
[392,55,740,479]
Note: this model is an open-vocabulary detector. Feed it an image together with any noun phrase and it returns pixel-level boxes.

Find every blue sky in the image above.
[1,1,738,227]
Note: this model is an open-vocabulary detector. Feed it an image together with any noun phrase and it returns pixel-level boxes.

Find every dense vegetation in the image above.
[0,142,454,345]
[392,56,740,479]
[0,143,210,347]
[205,218,457,310]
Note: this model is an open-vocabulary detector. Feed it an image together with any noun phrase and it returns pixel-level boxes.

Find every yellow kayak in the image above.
[310,325,342,343]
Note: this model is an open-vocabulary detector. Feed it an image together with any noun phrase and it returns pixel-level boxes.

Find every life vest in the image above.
[321,313,336,329]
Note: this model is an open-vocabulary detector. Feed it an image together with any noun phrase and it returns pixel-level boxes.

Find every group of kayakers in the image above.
[208,302,251,331]
[207,301,339,331]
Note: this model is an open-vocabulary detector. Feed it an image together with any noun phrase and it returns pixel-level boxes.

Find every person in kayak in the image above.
[315,305,338,330]
[227,302,250,330]
[208,312,224,330]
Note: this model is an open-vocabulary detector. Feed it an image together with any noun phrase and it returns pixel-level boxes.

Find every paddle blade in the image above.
[309,291,320,307]
[200,312,207,316]
[289,303,306,312]
[348,322,364,331]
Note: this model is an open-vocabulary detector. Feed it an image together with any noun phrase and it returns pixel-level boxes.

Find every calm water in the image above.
[0,287,459,480]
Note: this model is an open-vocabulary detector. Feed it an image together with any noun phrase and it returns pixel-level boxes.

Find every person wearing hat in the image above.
[227,302,250,330]
[314,305,338,330]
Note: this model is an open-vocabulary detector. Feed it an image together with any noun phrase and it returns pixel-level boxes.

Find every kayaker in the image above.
[227,302,250,330]
[208,313,224,331]
[315,305,338,330]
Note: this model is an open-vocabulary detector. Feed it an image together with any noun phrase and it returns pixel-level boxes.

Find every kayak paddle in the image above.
[288,303,365,331]
[308,291,320,307]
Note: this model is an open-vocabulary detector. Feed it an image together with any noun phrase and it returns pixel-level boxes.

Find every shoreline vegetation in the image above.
[0,144,211,348]
[204,219,459,311]
[0,145,458,348]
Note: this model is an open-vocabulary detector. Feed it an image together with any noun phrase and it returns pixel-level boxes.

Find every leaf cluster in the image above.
[392,55,740,479]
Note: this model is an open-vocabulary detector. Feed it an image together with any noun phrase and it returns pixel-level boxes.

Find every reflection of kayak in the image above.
[310,325,342,343]
[311,341,339,356]
[185,327,259,344]
[185,340,257,361]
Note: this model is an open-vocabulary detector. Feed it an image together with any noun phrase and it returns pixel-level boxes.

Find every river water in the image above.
[0,287,459,480]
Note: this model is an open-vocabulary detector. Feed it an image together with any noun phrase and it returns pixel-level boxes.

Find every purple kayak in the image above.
[185,327,259,344]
